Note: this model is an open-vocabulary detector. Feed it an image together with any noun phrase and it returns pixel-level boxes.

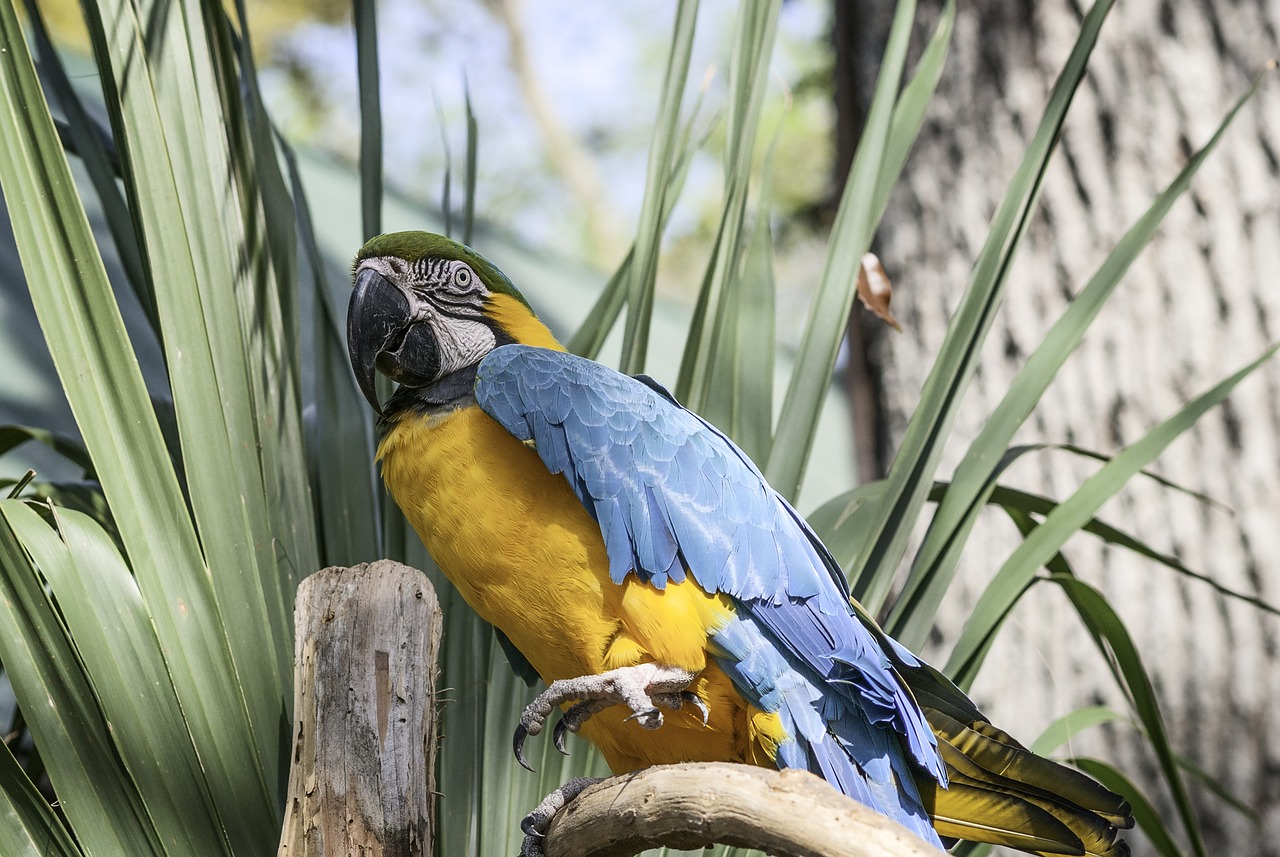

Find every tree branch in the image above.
[543,762,945,857]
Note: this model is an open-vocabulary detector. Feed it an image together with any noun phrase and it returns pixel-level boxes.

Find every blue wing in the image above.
[476,345,945,843]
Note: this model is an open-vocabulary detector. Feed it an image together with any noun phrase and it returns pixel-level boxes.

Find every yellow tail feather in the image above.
[923,776,1084,855]
[893,659,1133,856]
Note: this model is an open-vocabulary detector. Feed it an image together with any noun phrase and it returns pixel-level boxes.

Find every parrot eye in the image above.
[452,266,473,289]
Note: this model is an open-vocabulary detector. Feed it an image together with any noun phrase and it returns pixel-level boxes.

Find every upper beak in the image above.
[347,267,411,416]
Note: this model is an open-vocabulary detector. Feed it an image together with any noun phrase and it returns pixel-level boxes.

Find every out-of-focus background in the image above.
[874,5,1280,855]
[1,0,850,493]
[3,1,1279,855]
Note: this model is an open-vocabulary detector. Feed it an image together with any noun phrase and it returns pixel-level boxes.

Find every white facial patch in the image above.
[424,311,496,376]
[357,255,499,380]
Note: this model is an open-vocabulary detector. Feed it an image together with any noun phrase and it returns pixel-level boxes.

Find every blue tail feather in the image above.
[711,609,944,849]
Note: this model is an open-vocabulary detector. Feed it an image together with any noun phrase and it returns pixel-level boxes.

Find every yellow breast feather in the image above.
[377,404,785,771]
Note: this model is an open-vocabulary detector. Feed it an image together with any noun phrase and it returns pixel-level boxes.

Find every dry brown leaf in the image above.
[856,252,902,332]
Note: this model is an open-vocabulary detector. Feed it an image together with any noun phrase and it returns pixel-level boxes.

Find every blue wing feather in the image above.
[475,345,944,844]
[493,627,540,687]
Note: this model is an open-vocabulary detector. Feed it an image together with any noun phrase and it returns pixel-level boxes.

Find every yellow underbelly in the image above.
[377,404,786,771]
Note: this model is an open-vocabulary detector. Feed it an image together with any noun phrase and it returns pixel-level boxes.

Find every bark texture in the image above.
[278,562,442,857]
[542,763,943,857]
[855,1,1280,854]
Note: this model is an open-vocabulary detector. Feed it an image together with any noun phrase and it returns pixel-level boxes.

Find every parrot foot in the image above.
[517,776,603,857]
[552,698,612,754]
[549,689,706,754]
[513,663,699,770]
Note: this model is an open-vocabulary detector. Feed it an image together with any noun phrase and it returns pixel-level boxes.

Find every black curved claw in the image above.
[682,691,710,727]
[513,724,537,772]
[520,815,545,838]
[624,706,663,729]
[552,716,571,756]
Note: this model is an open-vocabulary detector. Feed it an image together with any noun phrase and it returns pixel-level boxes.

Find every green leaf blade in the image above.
[355,0,382,240]
[1053,579,1206,857]
[946,343,1279,685]
[0,740,81,857]
[1029,706,1127,756]
[766,0,957,503]
[8,0,284,845]
[676,0,780,419]
[848,0,1116,613]
[0,505,163,855]
[618,0,699,375]
[3,501,231,856]
[1071,758,1186,857]
[890,67,1269,647]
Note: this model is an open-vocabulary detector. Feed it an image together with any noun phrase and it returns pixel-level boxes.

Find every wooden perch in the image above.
[542,763,946,857]
[277,561,442,857]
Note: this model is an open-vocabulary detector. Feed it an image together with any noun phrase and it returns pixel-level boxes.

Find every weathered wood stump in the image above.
[277,561,442,857]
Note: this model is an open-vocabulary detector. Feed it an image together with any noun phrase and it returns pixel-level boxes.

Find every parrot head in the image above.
[347,231,556,415]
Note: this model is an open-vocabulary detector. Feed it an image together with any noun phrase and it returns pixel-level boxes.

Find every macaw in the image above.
[346,231,1133,856]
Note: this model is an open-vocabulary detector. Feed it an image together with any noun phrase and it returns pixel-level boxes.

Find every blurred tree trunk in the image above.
[834,0,893,484]
[838,1,1280,854]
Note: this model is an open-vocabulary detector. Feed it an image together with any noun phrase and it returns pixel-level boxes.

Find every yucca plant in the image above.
[0,1,1272,856]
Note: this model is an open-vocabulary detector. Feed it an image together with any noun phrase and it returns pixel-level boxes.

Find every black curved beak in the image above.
[347,267,411,416]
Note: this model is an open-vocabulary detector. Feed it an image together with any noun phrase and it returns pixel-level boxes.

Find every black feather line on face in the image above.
[353,231,536,312]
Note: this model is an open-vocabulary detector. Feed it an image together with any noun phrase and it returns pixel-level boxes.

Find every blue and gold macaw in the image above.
[347,232,1133,856]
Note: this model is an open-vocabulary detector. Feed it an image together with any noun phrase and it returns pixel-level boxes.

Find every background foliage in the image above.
[0,1,1273,855]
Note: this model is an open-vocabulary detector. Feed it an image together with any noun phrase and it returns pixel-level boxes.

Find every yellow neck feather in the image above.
[485,293,565,350]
